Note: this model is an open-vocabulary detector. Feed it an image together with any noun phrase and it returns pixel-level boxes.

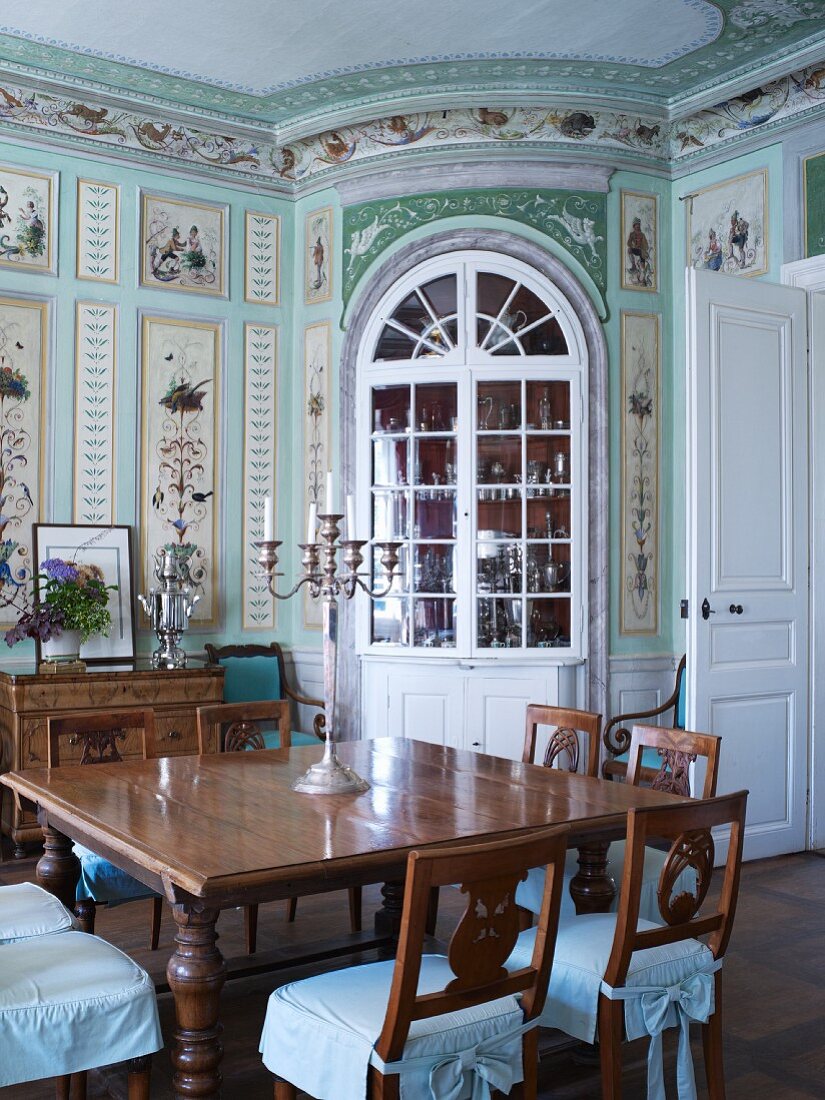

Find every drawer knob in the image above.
[167,729,181,740]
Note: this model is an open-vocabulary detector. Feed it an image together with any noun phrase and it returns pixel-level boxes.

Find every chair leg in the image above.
[245,904,259,955]
[597,994,623,1100]
[150,896,162,951]
[74,898,95,934]
[348,886,362,933]
[70,1072,87,1099]
[286,896,297,923]
[273,1076,297,1099]
[369,1065,400,1098]
[127,1055,152,1100]
[703,972,726,1100]
[521,1027,538,1100]
[55,1077,71,1099]
[425,886,439,936]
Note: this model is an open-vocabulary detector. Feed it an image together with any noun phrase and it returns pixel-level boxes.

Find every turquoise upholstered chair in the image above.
[196,699,362,949]
[47,709,163,949]
[261,826,569,1100]
[506,791,748,1100]
[602,654,687,782]
[205,641,323,747]
[0,881,75,943]
[0,929,162,1096]
[517,723,721,924]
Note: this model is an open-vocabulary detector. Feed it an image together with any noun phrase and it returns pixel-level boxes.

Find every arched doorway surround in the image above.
[337,228,608,740]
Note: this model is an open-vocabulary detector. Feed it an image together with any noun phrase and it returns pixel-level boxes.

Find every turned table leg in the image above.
[35,823,80,910]
[374,879,405,940]
[167,904,226,1099]
[569,841,616,914]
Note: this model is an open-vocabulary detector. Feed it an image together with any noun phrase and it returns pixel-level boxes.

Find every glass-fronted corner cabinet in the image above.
[357,251,588,754]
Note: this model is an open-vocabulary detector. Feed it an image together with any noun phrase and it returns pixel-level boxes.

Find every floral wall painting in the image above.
[139,191,227,297]
[621,190,658,292]
[74,301,117,526]
[243,323,277,630]
[140,313,220,626]
[76,179,120,283]
[303,321,330,628]
[687,168,768,278]
[0,164,57,275]
[0,295,47,628]
[244,210,280,305]
[304,206,332,304]
[621,310,660,636]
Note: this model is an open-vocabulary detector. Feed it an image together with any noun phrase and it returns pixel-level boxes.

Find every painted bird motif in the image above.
[159,378,210,414]
[152,485,164,509]
[191,491,213,503]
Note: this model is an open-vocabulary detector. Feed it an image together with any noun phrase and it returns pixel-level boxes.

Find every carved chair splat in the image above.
[522,704,603,778]
[47,709,163,951]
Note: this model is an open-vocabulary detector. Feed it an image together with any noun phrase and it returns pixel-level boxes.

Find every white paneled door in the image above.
[686,268,808,860]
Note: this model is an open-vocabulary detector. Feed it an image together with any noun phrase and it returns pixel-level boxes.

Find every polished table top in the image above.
[2,737,688,907]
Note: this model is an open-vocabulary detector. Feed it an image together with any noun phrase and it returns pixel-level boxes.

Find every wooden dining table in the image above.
[2,736,690,1098]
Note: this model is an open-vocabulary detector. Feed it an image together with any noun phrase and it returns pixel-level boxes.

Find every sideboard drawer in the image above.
[154,711,199,756]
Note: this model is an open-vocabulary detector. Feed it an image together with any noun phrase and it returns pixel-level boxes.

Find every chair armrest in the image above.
[602,656,685,769]
[282,682,324,711]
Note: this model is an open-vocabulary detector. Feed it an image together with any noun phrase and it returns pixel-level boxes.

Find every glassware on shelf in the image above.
[478,394,493,430]
[539,387,552,430]
[477,597,522,648]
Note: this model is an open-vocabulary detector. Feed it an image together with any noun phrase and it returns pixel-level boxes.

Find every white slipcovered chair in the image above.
[260,825,569,1100]
[0,929,163,1097]
[506,790,748,1099]
[0,881,75,943]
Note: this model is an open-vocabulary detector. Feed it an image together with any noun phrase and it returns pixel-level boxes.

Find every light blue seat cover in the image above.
[219,655,318,748]
[74,843,157,906]
[0,930,163,1086]
[516,844,697,924]
[506,915,719,1100]
[0,882,75,943]
[260,954,531,1100]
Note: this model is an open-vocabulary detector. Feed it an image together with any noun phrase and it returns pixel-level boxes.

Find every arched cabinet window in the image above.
[357,250,588,663]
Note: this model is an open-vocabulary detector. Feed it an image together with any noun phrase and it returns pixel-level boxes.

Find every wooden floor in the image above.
[1,848,823,1098]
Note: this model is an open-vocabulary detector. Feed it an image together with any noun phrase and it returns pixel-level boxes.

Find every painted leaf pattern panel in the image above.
[245,212,279,304]
[303,322,330,628]
[74,302,116,524]
[76,180,119,282]
[243,323,277,629]
[141,316,220,625]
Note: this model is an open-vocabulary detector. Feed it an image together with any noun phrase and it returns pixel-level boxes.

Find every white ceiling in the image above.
[0,0,721,95]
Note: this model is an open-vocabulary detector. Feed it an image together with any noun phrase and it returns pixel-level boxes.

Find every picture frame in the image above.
[686,168,768,278]
[304,206,333,304]
[244,210,280,305]
[0,163,58,275]
[32,523,136,664]
[76,179,120,284]
[621,189,658,292]
[139,190,228,297]
[803,150,825,259]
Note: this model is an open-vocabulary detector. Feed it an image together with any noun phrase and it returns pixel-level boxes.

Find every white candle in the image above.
[306,501,317,544]
[325,469,335,513]
[263,495,274,542]
[346,494,356,540]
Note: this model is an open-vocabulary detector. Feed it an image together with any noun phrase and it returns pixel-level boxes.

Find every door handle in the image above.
[729,604,743,615]
[701,597,716,621]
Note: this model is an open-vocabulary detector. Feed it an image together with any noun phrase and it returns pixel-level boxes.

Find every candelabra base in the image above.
[291,742,371,795]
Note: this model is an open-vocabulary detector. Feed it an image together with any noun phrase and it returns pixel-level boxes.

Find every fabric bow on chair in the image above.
[602,958,722,1100]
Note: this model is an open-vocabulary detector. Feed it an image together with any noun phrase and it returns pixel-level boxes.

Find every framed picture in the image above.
[304,206,332,304]
[139,190,227,297]
[687,168,768,277]
[244,210,280,305]
[621,190,658,292]
[620,311,660,636]
[139,312,222,626]
[32,524,136,664]
[0,163,58,275]
[76,179,120,284]
[803,151,825,258]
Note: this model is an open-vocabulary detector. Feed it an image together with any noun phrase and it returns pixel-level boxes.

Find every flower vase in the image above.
[42,629,82,664]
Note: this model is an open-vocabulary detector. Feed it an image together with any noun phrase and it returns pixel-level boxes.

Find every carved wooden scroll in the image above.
[657,827,714,925]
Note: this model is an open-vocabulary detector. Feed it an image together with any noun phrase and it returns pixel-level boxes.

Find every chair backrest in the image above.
[522,704,602,778]
[604,790,748,988]
[47,709,156,767]
[204,642,283,703]
[373,825,569,1063]
[196,699,292,755]
[626,723,721,799]
[602,654,686,768]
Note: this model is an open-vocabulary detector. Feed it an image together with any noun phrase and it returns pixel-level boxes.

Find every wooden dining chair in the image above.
[517,721,722,924]
[505,790,748,1098]
[196,700,363,953]
[1,929,162,1098]
[47,709,163,950]
[260,824,569,1100]
[602,655,686,782]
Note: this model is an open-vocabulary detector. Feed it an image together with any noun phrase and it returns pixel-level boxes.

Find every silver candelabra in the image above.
[255,515,401,794]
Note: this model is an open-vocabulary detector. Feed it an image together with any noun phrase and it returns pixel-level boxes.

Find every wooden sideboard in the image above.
[0,660,224,857]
